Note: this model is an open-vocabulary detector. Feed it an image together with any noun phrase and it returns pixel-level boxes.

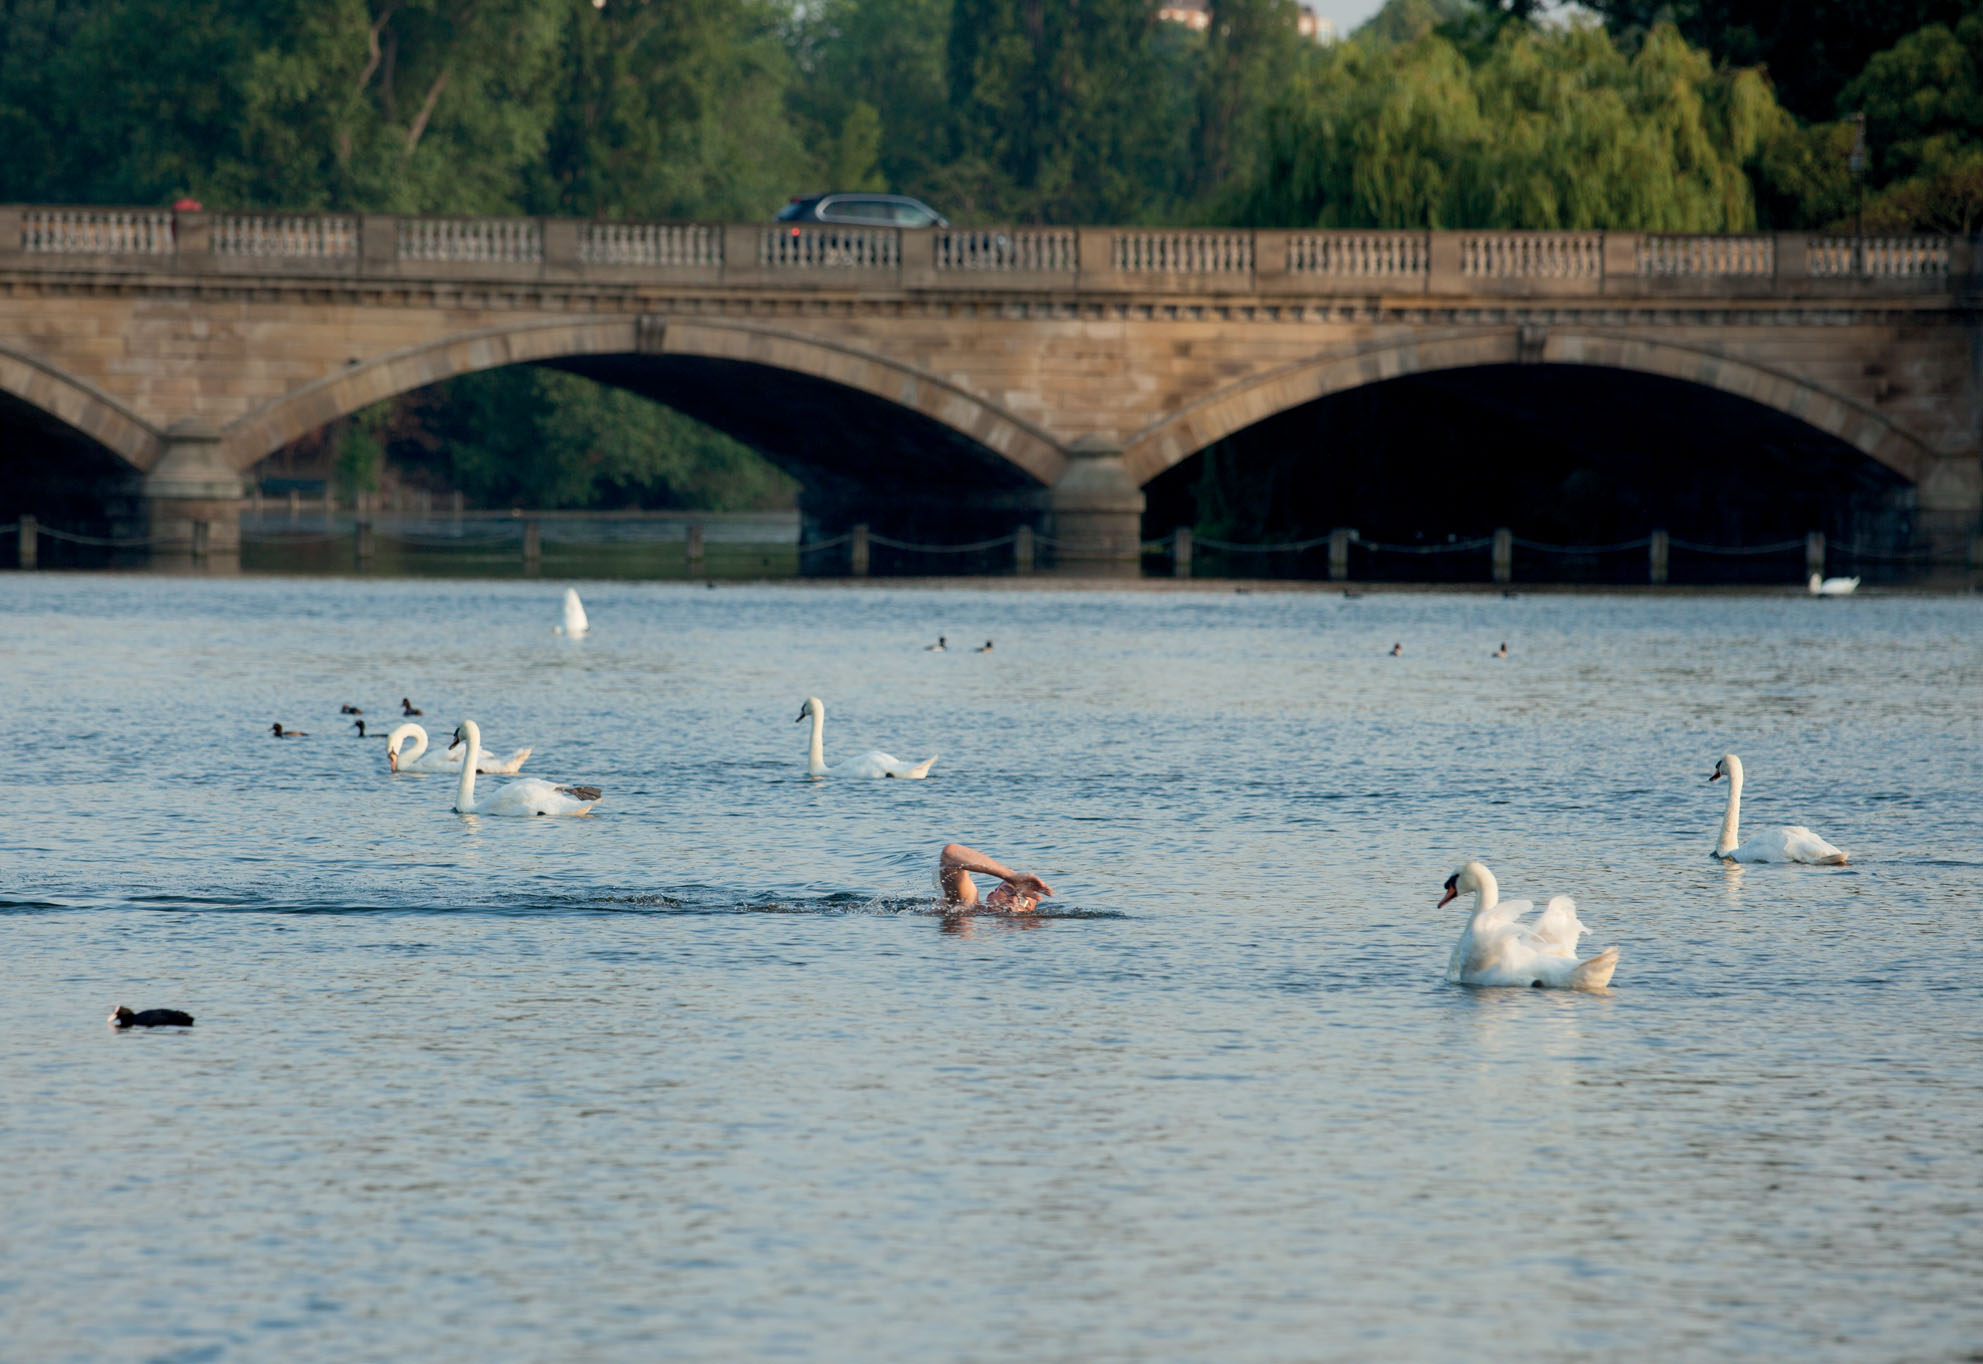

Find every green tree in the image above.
[391,370,797,510]
[1230,21,1782,230]
[786,0,953,196]
[1191,0,1311,198]
[1578,0,1978,123]
[942,0,1188,222]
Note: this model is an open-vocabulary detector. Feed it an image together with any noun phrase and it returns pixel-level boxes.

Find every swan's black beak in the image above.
[794,709,807,723]
[1708,769,1722,782]
[1437,875,1458,908]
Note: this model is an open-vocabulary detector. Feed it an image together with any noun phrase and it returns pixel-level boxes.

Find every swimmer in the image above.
[938,843,1054,913]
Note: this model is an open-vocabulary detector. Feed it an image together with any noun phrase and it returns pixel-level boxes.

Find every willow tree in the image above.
[1230,20,1785,230]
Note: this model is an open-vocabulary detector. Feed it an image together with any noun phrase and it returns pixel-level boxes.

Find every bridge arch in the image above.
[220,315,1065,486]
[1123,330,1936,488]
[0,344,162,471]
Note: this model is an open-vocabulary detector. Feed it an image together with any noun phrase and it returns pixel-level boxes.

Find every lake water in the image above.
[3,575,1980,1362]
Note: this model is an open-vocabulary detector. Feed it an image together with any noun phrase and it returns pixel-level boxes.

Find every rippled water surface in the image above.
[3,575,1980,1362]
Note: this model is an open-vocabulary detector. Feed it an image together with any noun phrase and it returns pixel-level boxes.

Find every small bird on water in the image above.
[1390,642,1403,657]
[1493,642,1509,659]
[352,719,386,737]
[271,722,307,738]
[109,1006,194,1028]
[340,703,363,715]
[975,640,993,653]
[401,697,423,716]
[925,636,947,652]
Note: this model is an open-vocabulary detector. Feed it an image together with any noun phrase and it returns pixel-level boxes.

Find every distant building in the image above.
[1157,1,1337,43]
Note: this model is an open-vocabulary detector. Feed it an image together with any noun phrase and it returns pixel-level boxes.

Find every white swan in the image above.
[1440,861,1619,990]
[796,696,937,779]
[1808,574,1860,596]
[554,587,589,636]
[1709,753,1848,863]
[387,722,532,776]
[450,720,601,816]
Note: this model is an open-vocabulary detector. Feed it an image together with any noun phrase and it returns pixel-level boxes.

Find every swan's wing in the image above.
[475,747,532,775]
[840,751,900,779]
[1525,896,1587,955]
[1780,826,1848,864]
[884,754,938,779]
[1474,897,1533,933]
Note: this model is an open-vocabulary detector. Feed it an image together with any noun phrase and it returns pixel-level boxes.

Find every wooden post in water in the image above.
[18,514,36,569]
[849,523,870,577]
[191,519,210,562]
[354,519,373,567]
[1013,525,1035,575]
[522,518,542,574]
[1329,528,1353,581]
[686,523,705,575]
[287,489,299,522]
[1805,530,1826,581]
[1649,529,1670,585]
[1172,526,1192,578]
[1492,528,1513,584]
[451,490,464,528]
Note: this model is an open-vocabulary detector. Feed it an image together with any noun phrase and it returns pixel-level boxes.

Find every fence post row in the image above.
[686,523,705,574]
[1172,526,1192,579]
[18,513,36,569]
[1491,528,1514,585]
[1013,525,1034,575]
[1648,529,1670,585]
[849,523,870,577]
[522,519,541,573]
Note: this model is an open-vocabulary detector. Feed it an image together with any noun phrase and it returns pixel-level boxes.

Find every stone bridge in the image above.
[0,204,1977,567]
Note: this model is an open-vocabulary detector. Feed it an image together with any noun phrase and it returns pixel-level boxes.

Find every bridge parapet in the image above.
[0,204,1968,299]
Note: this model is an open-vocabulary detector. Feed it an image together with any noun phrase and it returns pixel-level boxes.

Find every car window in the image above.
[821,199,893,223]
[774,201,812,222]
[889,203,937,227]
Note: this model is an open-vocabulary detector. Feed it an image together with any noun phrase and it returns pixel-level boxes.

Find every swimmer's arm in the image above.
[939,844,1053,901]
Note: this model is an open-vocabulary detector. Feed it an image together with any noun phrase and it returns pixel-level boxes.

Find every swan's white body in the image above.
[554,588,589,636]
[1710,753,1848,863]
[1441,862,1619,990]
[797,696,937,779]
[450,720,600,816]
[386,723,531,775]
[1808,574,1860,596]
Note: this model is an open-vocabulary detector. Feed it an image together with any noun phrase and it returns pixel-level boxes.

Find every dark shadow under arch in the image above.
[1143,363,1916,582]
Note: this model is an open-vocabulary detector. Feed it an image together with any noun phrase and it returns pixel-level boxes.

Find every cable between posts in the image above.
[1665,537,1807,556]
[33,525,185,548]
[866,532,1020,554]
[1510,536,1652,555]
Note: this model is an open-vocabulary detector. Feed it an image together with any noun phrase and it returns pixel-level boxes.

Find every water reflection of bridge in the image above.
[0,205,1976,574]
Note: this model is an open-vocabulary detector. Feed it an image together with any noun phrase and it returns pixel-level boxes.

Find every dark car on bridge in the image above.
[775,193,949,229]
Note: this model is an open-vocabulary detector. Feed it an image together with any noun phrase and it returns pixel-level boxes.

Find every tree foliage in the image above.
[1232,20,1781,230]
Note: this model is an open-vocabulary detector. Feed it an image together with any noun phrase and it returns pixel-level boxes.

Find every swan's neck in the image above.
[1716,762,1743,855]
[1469,868,1500,918]
[401,725,428,765]
[806,707,828,776]
[454,724,478,811]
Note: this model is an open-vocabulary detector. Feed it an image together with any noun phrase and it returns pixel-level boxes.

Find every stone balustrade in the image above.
[0,204,1969,296]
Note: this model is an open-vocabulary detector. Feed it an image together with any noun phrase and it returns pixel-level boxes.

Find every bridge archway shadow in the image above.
[1142,364,1916,584]
[0,391,139,564]
[543,354,1048,554]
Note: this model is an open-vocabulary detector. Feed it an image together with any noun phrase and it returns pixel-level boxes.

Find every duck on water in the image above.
[109,1006,194,1028]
